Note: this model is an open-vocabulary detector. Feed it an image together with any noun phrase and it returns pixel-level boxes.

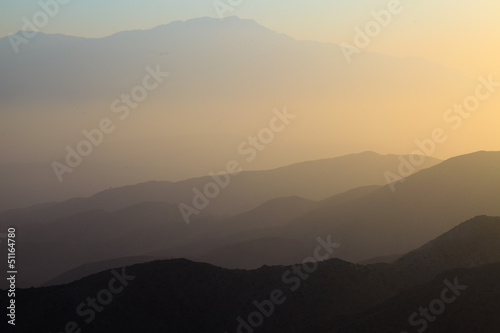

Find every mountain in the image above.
[15,185,377,287]
[394,215,500,278]
[195,185,382,239]
[200,237,310,269]
[260,151,500,263]
[0,258,424,333]
[41,255,162,287]
[327,263,500,333]
[0,17,471,106]
[167,185,383,269]
[0,180,383,288]
[0,152,438,223]
[146,151,500,269]
[0,16,470,211]
[3,216,499,333]
[357,253,402,265]
[0,201,193,288]
[3,151,499,288]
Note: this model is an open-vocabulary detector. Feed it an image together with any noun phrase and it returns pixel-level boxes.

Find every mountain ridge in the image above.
[3,215,500,333]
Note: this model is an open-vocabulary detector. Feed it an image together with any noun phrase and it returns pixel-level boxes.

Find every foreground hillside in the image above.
[2,216,499,333]
[326,263,500,333]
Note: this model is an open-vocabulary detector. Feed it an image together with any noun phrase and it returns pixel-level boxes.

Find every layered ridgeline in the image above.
[196,151,500,265]
[2,216,499,333]
[0,152,435,288]
[0,16,472,211]
[40,185,380,287]
[2,151,500,288]
[0,152,438,223]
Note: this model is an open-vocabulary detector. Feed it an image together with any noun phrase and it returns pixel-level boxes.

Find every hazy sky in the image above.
[1,0,499,76]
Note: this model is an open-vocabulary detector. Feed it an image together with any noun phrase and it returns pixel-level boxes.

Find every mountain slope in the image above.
[5,151,496,289]
[326,264,500,333]
[177,151,500,267]
[5,151,500,287]
[0,182,382,288]
[0,201,192,288]
[278,151,500,262]
[394,215,500,278]
[4,215,500,333]
[0,152,438,224]
[0,258,424,333]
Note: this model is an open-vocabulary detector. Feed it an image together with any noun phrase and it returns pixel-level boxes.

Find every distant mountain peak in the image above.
[149,15,268,32]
